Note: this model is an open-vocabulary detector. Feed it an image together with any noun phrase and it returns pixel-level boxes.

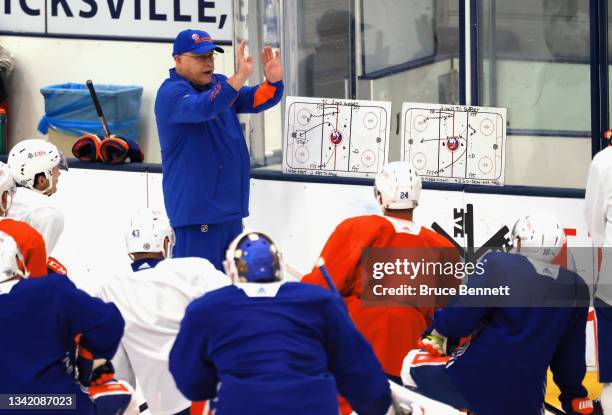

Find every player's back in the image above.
[303,214,456,297]
[175,282,388,414]
[96,257,229,414]
[7,187,64,254]
[302,214,459,378]
[440,251,590,414]
[0,274,123,414]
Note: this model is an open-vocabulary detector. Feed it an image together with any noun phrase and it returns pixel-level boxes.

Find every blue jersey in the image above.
[155,70,283,227]
[0,274,124,415]
[170,282,391,415]
[432,252,590,415]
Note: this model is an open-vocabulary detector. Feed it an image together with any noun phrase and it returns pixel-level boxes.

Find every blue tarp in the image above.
[38,83,143,142]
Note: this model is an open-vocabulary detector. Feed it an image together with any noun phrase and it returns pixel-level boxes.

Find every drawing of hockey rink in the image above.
[401,103,507,185]
[284,96,391,178]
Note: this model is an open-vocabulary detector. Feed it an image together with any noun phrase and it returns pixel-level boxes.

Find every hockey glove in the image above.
[89,379,137,415]
[417,328,457,357]
[47,256,67,276]
[72,134,103,162]
[565,397,594,415]
[75,341,107,386]
[99,136,144,164]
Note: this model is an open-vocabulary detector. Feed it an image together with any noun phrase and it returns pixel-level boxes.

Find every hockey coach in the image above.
[155,29,284,270]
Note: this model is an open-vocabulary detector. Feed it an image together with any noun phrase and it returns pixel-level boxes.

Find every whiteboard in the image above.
[401,102,507,186]
[283,96,391,178]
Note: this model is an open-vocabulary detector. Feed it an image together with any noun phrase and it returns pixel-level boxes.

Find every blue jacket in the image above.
[0,274,124,414]
[170,282,391,415]
[433,252,590,415]
[155,70,283,227]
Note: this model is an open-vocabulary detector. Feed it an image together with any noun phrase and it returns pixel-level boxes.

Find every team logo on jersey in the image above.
[210,84,221,101]
[201,225,209,233]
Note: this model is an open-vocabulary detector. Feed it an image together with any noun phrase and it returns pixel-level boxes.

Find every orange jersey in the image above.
[302,214,460,378]
[0,219,47,278]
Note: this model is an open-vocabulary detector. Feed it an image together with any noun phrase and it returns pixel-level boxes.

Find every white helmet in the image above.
[511,210,566,262]
[0,231,28,284]
[224,231,284,283]
[8,139,68,194]
[124,208,175,259]
[0,162,15,216]
[374,161,422,209]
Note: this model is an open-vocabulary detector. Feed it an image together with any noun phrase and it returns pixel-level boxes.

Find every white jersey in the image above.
[0,280,18,295]
[585,145,612,303]
[7,187,64,255]
[96,257,230,415]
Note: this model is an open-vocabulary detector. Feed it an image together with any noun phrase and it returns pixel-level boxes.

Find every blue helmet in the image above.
[225,231,283,283]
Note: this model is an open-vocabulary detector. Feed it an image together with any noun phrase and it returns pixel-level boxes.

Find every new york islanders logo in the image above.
[192,33,213,45]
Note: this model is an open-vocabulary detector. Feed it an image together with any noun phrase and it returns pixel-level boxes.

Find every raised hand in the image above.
[236,40,253,80]
[228,40,253,90]
[262,46,283,83]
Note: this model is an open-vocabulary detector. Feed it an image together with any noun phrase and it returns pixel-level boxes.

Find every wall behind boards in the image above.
[0,36,235,162]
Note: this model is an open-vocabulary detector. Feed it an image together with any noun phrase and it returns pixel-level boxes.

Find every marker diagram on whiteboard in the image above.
[401,103,507,185]
[284,97,391,178]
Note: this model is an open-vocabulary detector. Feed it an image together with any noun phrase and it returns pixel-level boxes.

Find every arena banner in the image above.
[0,0,233,42]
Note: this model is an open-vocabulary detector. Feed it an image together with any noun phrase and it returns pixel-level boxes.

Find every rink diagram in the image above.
[401,103,507,185]
[284,97,391,178]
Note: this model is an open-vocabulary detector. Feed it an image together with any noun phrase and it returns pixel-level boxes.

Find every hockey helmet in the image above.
[0,231,28,283]
[8,139,68,194]
[225,231,283,283]
[124,208,175,259]
[0,162,15,216]
[511,210,566,262]
[374,161,422,210]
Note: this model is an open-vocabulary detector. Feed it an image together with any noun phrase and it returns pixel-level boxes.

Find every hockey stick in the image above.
[86,80,112,137]
[316,257,339,295]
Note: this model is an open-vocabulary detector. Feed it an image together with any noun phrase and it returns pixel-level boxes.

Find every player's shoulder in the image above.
[338,214,394,233]
[418,226,455,247]
[188,284,239,310]
[0,218,39,236]
[282,281,335,295]
[481,250,517,265]
[280,282,343,306]
[17,273,76,293]
[14,187,47,202]
[158,257,230,286]
[559,266,590,288]
[158,257,217,271]
[13,189,60,213]
[592,146,612,167]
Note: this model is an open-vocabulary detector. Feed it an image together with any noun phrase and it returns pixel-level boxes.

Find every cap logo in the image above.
[192,33,212,44]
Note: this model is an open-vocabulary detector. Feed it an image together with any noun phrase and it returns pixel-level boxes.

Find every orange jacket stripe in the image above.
[253,81,277,108]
